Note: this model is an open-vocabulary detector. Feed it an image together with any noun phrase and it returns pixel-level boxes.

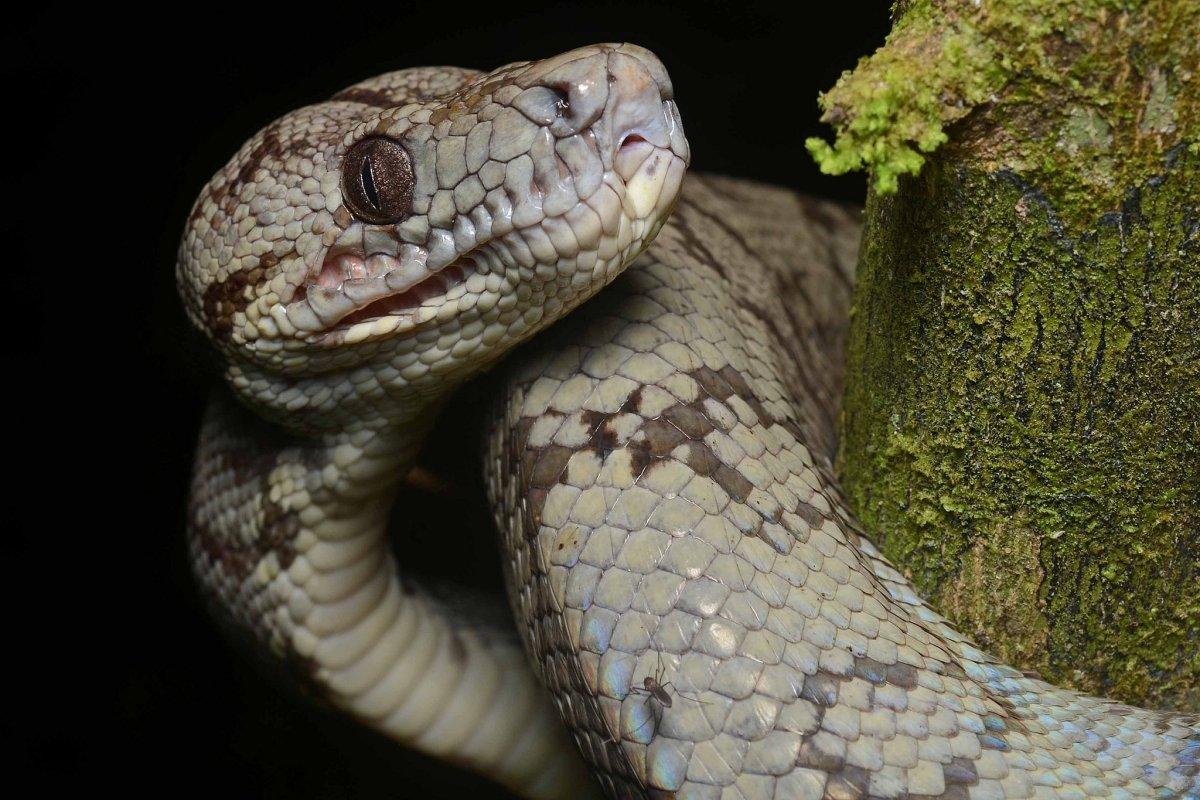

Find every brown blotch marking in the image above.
[202,270,248,337]
[797,734,844,772]
[527,487,548,528]
[822,765,869,800]
[744,395,773,427]
[640,418,686,457]
[520,448,539,491]
[579,409,611,430]
[261,496,300,570]
[943,758,979,785]
[680,441,721,476]
[830,507,867,550]
[189,398,307,582]
[713,464,754,503]
[626,443,652,482]
[214,127,285,219]
[679,188,763,263]
[695,364,813,474]
[676,190,850,461]
[200,248,296,341]
[775,415,818,461]
[943,662,969,681]
[663,404,714,440]
[795,500,825,529]
[691,366,734,401]
[236,130,282,185]
[531,445,573,488]
[717,365,754,400]
[619,385,645,414]
[852,656,889,685]
[800,672,841,707]
[580,409,614,445]
[513,417,536,454]
[331,87,403,108]
[886,663,919,689]
[191,514,255,581]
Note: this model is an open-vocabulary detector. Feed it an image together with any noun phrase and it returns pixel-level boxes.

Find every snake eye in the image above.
[341,137,414,225]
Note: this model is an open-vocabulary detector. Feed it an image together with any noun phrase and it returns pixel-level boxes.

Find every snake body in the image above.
[178,45,1199,799]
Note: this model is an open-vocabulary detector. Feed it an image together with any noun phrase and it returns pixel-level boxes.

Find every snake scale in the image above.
[177,44,1199,800]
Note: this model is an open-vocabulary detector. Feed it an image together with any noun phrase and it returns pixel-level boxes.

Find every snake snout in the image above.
[516,44,689,173]
[606,49,676,148]
[519,44,690,223]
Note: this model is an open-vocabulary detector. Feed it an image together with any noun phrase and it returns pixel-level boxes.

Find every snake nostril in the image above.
[618,133,648,151]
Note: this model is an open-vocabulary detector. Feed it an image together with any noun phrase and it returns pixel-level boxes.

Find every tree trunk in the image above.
[810,0,1198,709]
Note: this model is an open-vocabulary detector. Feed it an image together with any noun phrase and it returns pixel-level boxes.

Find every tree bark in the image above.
[810,0,1198,709]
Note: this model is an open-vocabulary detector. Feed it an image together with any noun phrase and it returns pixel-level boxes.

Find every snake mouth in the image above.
[299,242,482,346]
[335,266,465,328]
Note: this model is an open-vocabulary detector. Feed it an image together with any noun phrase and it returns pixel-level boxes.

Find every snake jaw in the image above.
[283,227,436,341]
[291,231,482,347]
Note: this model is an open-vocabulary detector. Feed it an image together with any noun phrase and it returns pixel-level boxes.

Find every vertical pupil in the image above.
[361,155,380,210]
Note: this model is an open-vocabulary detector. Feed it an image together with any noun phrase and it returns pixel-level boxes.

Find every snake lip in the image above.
[301,241,474,346]
[336,264,467,328]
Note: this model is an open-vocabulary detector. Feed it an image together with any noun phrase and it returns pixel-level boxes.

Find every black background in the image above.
[8,2,890,797]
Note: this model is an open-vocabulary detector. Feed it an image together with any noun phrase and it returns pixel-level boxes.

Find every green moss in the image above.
[805,3,1007,193]
[841,152,1200,709]
[807,0,1200,229]
[831,0,1200,710]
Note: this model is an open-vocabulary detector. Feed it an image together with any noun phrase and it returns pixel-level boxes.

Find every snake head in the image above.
[178,44,688,427]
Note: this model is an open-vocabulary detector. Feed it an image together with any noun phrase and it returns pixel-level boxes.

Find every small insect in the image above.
[614,648,709,743]
[632,672,676,709]
[629,648,698,709]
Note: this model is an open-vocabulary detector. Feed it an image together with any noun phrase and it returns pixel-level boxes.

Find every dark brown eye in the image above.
[341,137,413,224]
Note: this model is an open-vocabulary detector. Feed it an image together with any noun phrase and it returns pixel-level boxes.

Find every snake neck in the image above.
[187,390,427,634]
[188,388,599,798]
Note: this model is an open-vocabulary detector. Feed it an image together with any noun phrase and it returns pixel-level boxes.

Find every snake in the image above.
[177,44,1199,800]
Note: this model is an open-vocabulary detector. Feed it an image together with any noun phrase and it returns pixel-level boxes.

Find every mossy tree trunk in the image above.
[810,0,1198,709]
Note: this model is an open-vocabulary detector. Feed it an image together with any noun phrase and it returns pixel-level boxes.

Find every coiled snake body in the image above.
[178,45,1199,800]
